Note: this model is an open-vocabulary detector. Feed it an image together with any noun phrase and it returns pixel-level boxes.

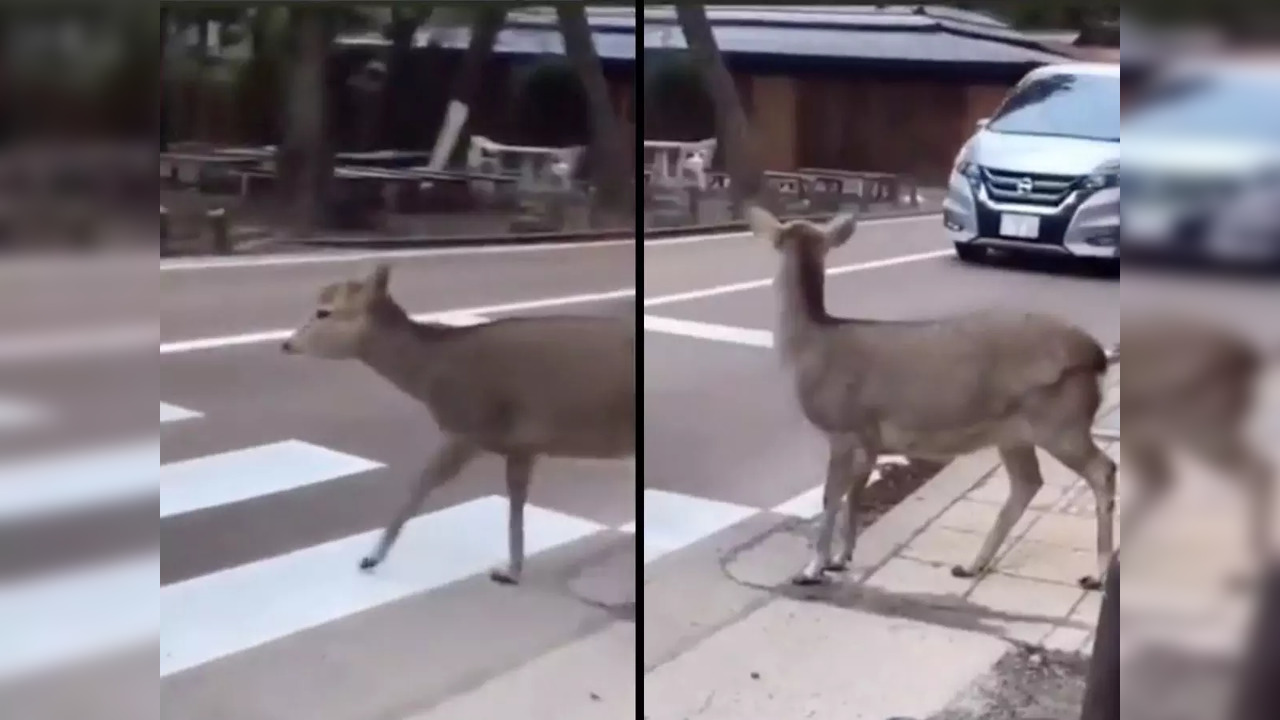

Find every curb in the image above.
[640,205,940,241]
[285,206,941,250]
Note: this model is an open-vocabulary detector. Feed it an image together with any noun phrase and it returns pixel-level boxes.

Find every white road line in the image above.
[159,214,939,271]
[0,440,159,524]
[644,249,952,308]
[640,489,758,565]
[0,553,158,682]
[160,288,633,355]
[643,315,772,348]
[159,495,605,677]
[161,403,203,424]
[160,440,384,518]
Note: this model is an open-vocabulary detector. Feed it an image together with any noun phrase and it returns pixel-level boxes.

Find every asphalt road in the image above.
[639,213,1278,713]
[3,241,639,720]
[0,215,1274,719]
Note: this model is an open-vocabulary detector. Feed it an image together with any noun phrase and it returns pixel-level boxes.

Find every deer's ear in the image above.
[745,205,782,247]
[367,263,391,296]
[823,212,858,248]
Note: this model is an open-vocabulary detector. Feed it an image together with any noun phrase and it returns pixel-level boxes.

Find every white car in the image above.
[943,62,1121,267]
[1122,61,1280,269]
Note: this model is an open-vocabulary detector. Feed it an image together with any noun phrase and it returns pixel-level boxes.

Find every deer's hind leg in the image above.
[1039,433,1117,591]
[361,436,480,571]
[952,444,1043,581]
[793,434,874,585]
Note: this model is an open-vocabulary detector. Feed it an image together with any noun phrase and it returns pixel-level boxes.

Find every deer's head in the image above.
[282,263,392,360]
[746,206,858,259]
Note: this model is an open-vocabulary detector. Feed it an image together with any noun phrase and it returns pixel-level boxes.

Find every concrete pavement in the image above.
[2,242,639,720]
[640,213,1278,719]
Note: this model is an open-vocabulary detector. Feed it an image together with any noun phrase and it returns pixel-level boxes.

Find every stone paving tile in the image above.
[965,573,1087,644]
[901,526,990,569]
[966,471,1072,507]
[862,556,977,607]
[992,538,1096,588]
[1018,512,1098,552]
[932,498,1038,539]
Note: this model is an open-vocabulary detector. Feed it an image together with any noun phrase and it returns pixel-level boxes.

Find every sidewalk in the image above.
[643,366,1278,719]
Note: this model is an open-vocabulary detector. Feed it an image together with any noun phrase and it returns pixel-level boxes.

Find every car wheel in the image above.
[954,242,987,264]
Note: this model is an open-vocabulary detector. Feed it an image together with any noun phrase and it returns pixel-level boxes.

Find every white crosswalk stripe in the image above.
[0,396,861,696]
[0,401,626,686]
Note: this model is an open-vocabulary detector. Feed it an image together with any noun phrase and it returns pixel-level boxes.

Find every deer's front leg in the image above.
[360,437,478,571]
[490,453,533,585]
[794,435,873,585]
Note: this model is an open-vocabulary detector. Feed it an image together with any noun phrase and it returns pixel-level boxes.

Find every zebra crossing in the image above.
[1,390,854,713]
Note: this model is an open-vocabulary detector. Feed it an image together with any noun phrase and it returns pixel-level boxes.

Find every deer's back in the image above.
[796,310,1106,435]
[422,315,635,457]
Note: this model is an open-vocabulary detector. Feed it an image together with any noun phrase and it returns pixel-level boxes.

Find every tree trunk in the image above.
[556,4,635,219]
[375,7,420,151]
[278,7,335,237]
[427,5,507,171]
[674,4,764,213]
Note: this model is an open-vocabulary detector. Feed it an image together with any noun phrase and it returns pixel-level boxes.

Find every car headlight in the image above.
[954,160,980,180]
[1083,171,1118,190]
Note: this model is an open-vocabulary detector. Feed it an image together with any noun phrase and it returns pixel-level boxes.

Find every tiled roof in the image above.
[336,4,1070,66]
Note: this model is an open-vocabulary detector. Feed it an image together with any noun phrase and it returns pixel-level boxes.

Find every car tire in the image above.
[953,242,987,264]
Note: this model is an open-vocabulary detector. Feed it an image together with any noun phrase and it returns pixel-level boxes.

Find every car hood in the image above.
[966,130,1119,176]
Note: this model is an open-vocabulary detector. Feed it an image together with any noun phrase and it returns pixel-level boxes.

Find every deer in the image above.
[746,205,1118,590]
[1111,316,1275,586]
[281,263,635,585]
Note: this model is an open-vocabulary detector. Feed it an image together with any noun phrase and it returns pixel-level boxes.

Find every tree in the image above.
[277,5,336,236]
[673,4,763,213]
[556,4,634,218]
[427,4,509,170]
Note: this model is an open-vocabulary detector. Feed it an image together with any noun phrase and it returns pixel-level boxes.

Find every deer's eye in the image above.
[315,309,331,319]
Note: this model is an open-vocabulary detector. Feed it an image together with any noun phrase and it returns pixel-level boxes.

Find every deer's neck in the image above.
[356,303,453,397]
[775,245,830,359]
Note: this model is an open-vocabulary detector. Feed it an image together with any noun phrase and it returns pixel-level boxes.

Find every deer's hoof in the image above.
[823,559,850,573]
[1078,575,1102,591]
[489,569,520,585]
[791,572,829,586]
[950,564,978,579]
[358,556,380,572]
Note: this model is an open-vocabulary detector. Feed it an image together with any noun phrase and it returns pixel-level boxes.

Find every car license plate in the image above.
[999,213,1040,239]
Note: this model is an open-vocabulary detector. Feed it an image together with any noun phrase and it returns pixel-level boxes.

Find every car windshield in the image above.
[1125,74,1280,144]
[987,72,1121,142]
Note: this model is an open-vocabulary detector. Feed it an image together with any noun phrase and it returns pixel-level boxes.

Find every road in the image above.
[639,213,1277,718]
[0,216,1274,719]
[1,241,638,720]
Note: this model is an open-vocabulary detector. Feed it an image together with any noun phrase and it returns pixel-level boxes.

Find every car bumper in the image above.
[943,172,1118,260]
[1123,201,1280,268]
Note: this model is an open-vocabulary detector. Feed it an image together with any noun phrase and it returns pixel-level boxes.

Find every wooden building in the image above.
[641,5,1076,185]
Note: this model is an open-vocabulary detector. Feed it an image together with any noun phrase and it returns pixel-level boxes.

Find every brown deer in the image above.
[1112,316,1274,582]
[281,263,635,584]
[746,206,1118,590]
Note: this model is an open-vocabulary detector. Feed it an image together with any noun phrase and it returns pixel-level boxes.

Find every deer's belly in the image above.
[877,418,1015,458]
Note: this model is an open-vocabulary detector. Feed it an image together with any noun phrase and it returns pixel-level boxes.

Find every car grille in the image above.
[980,167,1082,207]
[1121,173,1240,206]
